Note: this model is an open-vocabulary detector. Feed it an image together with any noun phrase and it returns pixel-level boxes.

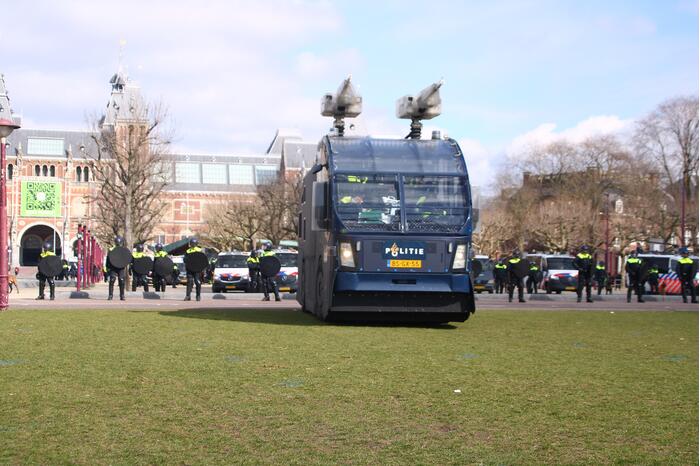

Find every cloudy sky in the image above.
[1,1,697,190]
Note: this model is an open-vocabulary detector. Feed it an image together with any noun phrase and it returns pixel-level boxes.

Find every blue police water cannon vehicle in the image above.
[297,77,478,323]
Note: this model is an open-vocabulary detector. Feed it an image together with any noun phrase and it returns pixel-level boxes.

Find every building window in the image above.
[83,167,89,182]
[175,162,201,183]
[255,165,278,185]
[228,164,254,185]
[154,234,166,244]
[7,164,12,180]
[35,165,40,176]
[49,165,56,177]
[202,164,227,184]
[76,166,82,182]
[42,165,48,177]
[27,137,64,156]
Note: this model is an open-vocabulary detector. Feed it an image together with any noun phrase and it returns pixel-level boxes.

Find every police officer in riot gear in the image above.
[130,244,149,292]
[526,261,540,294]
[36,242,56,300]
[153,243,168,293]
[647,264,659,295]
[574,245,594,303]
[494,259,507,294]
[247,249,261,293]
[261,243,281,302]
[625,247,645,303]
[506,248,525,303]
[676,247,697,304]
[594,261,607,296]
[108,236,126,301]
[184,238,202,301]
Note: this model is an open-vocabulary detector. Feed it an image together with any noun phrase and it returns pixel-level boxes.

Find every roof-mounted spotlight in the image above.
[396,79,444,139]
[321,76,362,137]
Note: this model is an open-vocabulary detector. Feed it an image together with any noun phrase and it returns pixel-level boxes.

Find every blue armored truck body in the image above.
[297,135,476,323]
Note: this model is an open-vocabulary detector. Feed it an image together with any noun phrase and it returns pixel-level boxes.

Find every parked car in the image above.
[212,252,250,293]
[273,249,298,293]
[473,255,494,293]
[528,254,578,294]
[170,256,188,285]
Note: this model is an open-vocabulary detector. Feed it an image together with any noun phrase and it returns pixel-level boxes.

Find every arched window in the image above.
[76,166,82,182]
[49,165,56,177]
[83,167,89,182]
[42,165,48,176]
[35,165,40,176]
[7,164,12,180]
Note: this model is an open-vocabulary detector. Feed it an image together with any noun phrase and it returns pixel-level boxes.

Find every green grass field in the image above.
[0,308,697,465]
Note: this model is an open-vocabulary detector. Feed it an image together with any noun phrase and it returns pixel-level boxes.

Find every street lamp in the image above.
[0,74,20,311]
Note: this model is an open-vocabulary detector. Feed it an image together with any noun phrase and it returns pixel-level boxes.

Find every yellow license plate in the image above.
[279,287,290,292]
[389,260,422,268]
[474,285,485,290]
[565,286,576,291]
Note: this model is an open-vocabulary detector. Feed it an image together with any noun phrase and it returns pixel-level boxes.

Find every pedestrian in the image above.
[152,243,169,293]
[594,261,607,296]
[676,247,698,304]
[260,243,281,302]
[506,248,525,303]
[574,245,594,303]
[246,249,261,293]
[494,260,507,294]
[107,236,127,301]
[526,261,540,294]
[625,247,645,303]
[36,242,56,300]
[184,238,203,301]
[130,244,150,292]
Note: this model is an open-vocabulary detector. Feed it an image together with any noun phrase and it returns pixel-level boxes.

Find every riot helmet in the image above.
[679,246,689,256]
[155,243,164,252]
[114,236,124,247]
[42,241,51,252]
[135,244,144,253]
[188,237,198,247]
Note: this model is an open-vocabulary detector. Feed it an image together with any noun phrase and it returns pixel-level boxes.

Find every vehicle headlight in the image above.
[340,242,355,268]
[550,275,559,280]
[453,244,467,270]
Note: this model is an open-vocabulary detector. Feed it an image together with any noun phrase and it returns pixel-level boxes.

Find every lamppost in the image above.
[0,75,20,311]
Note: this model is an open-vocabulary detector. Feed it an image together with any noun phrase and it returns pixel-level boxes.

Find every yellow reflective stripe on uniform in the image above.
[679,257,693,264]
[347,175,367,183]
[155,251,168,258]
[340,196,352,204]
[508,258,521,264]
[262,251,276,257]
[627,258,641,264]
[247,257,259,264]
[596,265,605,270]
[577,253,592,259]
[186,247,203,254]
[40,251,55,258]
[132,252,145,258]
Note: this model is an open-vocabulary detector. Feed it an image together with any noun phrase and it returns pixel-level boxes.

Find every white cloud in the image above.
[506,115,633,157]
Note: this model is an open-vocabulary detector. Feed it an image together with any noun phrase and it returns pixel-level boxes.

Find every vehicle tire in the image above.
[556,290,562,294]
[488,290,493,294]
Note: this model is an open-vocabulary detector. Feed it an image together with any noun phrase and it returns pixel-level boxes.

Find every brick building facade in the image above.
[4,71,316,266]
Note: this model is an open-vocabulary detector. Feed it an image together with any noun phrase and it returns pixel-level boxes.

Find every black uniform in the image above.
[130,249,149,292]
[36,250,56,300]
[260,249,281,301]
[247,252,261,293]
[184,245,203,301]
[574,251,594,303]
[676,256,697,304]
[625,256,645,303]
[494,262,507,294]
[647,266,659,294]
[594,263,607,296]
[506,256,525,303]
[153,249,169,292]
[526,262,540,294]
[107,248,126,301]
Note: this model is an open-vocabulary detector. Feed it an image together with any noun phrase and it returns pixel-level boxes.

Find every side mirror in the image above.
[312,181,328,230]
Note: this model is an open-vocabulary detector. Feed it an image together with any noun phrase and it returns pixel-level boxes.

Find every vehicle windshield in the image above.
[476,258,494,272]
[277,253,298,268]
[546,257,575,270]
[334,174,401,232]
[216,255,248,268]
[403,176,468,233]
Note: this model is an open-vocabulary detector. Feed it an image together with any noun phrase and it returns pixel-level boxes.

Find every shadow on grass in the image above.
[158,308,457,329]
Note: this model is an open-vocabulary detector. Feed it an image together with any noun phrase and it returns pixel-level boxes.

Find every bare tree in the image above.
[635,95,699,247]
[203,198,262,252]
[257,172,303,245]
[86,103,172,248]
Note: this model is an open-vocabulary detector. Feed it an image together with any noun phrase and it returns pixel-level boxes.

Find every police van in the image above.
[212,251,251,293]
[637,253,699,295]
[527,253,578,294]
[473,255,495,293]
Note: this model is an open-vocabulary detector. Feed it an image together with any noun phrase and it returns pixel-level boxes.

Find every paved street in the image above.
[6,282,697,312]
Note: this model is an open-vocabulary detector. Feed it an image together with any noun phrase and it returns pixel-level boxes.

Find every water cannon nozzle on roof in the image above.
[396,79,444,139]
[321,76,362,137]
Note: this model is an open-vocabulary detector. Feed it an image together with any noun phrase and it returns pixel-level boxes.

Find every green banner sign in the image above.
[20,181,62,217]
